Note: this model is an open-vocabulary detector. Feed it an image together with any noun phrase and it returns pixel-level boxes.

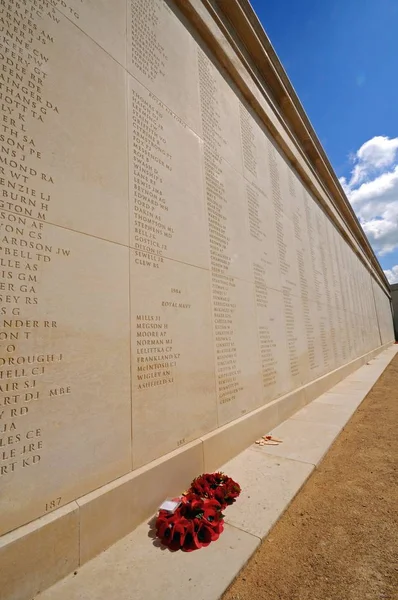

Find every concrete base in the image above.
[2,343,396,600]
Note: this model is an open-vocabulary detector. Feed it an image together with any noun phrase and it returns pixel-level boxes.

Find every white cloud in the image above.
[384,265,398,284]
[341,136,398,256]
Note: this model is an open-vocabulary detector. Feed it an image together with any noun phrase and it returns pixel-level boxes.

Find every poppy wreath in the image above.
[189,472,241,509]
[155,472,241,552]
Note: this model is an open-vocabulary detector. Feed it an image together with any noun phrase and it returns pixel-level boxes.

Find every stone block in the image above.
[314,390,366,412]
[291,401,356,427]
[54,0,127,65]
[38,519,259,600]
[128,0,201,134]
[212,276,264,426]
[78,440,204,564]
[205,161,252,281]
[303,365,344,403]
[0,7,129,245]
[223,448,314,538]
[276,387,307,423]
[254,286,292,402]
[254,418,341,466]
[0,227,131,535]
[201,399,280,472]
[130,256,217,468]
[198,45,244,172]
[128,75,210,270]
[330,378,375,396]
[239,103,272,194]
[0,503,79,600]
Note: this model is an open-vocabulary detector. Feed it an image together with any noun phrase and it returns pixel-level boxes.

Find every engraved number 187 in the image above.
[45,497,62,511]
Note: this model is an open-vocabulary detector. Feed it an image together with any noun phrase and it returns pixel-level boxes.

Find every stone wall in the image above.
[0,1,395,598]
[391,284,398,339]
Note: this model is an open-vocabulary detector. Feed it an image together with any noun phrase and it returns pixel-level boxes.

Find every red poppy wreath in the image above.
[155,472,241,552]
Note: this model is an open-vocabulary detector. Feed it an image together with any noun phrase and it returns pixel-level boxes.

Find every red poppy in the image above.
[167,516,191,551]
[203,498,223,512]
[189,473,241,507]
[155,511,180,548]
[182,518,218,551]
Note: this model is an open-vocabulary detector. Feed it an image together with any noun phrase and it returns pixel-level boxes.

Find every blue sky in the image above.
[251,0,398,283]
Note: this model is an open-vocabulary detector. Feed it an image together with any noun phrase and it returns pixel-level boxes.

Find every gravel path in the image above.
[223,354,398,600]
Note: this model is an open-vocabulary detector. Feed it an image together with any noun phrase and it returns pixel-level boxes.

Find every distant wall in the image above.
[391,284,398,340]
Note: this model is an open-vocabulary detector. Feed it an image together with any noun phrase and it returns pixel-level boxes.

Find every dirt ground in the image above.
[223,354,398,600]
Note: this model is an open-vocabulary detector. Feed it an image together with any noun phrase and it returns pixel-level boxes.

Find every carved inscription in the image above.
[245,180,278,388]
[304,195,330,373]
[239,104,257,179]
[131,0,167,83]
[130,77,206,270]
[316,210,335,369]
[327,225,343,366]
[135,313,180,390]
[198,48,244,407]
[131,86,173,270]
[0,1,73,481]
[268,147,300,379]
[294,190,317,374]
[130,264,218,468]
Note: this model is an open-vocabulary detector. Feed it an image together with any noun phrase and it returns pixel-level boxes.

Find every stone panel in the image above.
[78,440,204,564]
[254,285,291,400]
[128,75,209,270]
[53,0,127,65]
[303,193,324,305]
[303,297,326,380]
[275,208,300,293]
[0,223,131,535]
[0,503,79,600]
[239,103,271,193]
[372,279,394,345]
[293,190,317,300]
[202,155,252,281]
[128,0,201,134]
[327,226,345,366]
[211,275,263,426]
[0,3,129,245]
[197,46,243,174]
[245,180,281,293]
[130,255,217,468]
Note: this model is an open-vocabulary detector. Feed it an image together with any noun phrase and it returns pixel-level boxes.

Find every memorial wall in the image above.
[0,1,395,597]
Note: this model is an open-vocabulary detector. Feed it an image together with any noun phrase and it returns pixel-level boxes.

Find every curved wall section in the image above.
[0,2,394,598]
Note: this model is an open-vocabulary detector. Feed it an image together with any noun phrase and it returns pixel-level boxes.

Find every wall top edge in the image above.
[189,0,390,294]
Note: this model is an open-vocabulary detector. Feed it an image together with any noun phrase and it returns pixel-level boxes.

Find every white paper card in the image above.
[159,499,181,513]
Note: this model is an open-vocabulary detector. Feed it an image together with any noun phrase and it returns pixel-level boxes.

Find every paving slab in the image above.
[290,401,357,426]
[222,448,313,538]
[252,419,341,466]
[37,520,259,600]
[349,361,395,382]
[330,378,375,395]
[314,390,366,411]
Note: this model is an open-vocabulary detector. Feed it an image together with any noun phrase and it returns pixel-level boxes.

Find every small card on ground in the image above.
[158,498,182,513]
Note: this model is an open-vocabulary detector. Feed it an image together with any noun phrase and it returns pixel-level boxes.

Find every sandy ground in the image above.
[223,354,398,600]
